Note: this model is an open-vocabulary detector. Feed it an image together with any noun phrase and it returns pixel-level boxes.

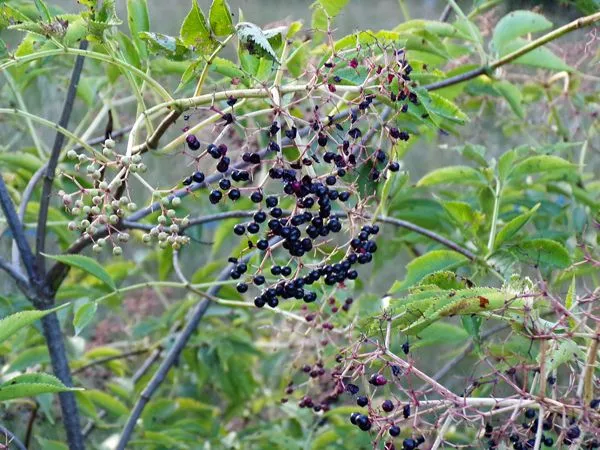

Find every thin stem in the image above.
[36,39,88,279]
[193,34,235,97]
[72,348,150,375]
[0,47,172,102]
[446,0,486,63]
[397,0,410,21]
[487,179,502,253]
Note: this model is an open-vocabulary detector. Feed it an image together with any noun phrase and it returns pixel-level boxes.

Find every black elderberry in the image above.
[325,175,336,186]
[247,222,260,234]
[318,133,328,147]
[416,436,425,445]
[219,179,231,190]
[270,265,281,275]
[221,112,234,124]
[209,190,222,204]
[268,141,280,152]
[281,266,292,277]
[402,341,410,354]
[192,171,205,183]
[337,168,346,176]
[182,176,193,186]
[233,224,245,235]
[207,144,221,159]
[257,239,269,250]
[590,399,600,409]
[226,96,237,106]
[338,191,350,201]
[544,437,553,446]
[402,404,410,418]
[230,269,241,279]
[269,121,280,135]
[254,211,267,223]
[228,189,241,201]
[350,412,360,425]
[254,296,265,307]
[348,128,362,139]
[398,131,410,141]
[389,127,400,139]
[369,373,387,386]
[389,425,401,437]
[249,152,261,164]
[513,443,524,450]
[525,409,536,419]
[285,126,297,140]
[267,297,279,308]
[346,384,359,395]
[382,399,394,412]
[356,414,371,431]
[265,196,278,208]
[270,207,283,218]
[402,438,417,450]
[566,425,580,440]
[217,157,230,173]
[303,291,317,302]
[388,161,400,172]
[186,134,201,150]
[357,396,369,407]
[250,191,263,203]
[236,282,248,293]
[253,275,265,286]
[375,149,387,162]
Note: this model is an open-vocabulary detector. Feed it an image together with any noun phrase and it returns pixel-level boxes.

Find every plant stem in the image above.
[446,0,486,63]
[0,47,172,102]
[487,179,502,253]
[0,423,26,450]
[193,34,234,97]
[397,0,410,21]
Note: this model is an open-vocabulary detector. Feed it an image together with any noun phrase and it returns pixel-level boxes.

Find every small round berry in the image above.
[389,425,401,437]
[382,399,394,412]
[228,189,241,201]
[350,412,360,425]
[265,196,278,207]
[247,222,260,234]
[566,425,580,440]
[281,266,292,277]
[270,207,283,218]
[112,246,123,256]
[270,265,281,275]
[388,161,400,172]
[402,438,417,450]
[402,341,410,354]
[182,176,193,186]
[356,414,371,431]
[543,437,553,446]
[192,171,205,183]
[325,175,336,186]
[209,190,222,204]
[219,178,231,190]
[186,135,201,150]
[402,404,410,418]
[256,239,269,250]
[253,275,265,286]
[207,144,221,159]
[216,157,230,173]
[524,409,536,419]
[254,211,267,223]
[250,191,263,203]
[356,396,368,407]
[233,224,245,235]
[590,398,600,409]
[236,283,248,293]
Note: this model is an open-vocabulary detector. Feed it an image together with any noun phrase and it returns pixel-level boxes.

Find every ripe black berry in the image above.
[388,161,400,172]
[402,341,410,354]
[281,266,292,276]
[270,207,283,218]
[382,399,394,412]
[265,196,278,207]
[253,275,265,286]
[566,425,580,440]
[186,134,201,150]
[348,128,362,139]
[182,176,192,186]
[236,283,248,293]
[254,211,267,223]
[228,189,241,201]
[270,265,281,275]
[233,224,245,235]
[209,190,222,204]
[250,191,263,203]
[207,144,221,159]
[356,396,368,407]
[402,404,410,418]
[192,171,205,183]
[318,133,328,147]
[543,437,553,446]
[217,157,230,173]
[226,96,237,106]
[356,414,371,431]
[350,412,360,425]
[247,222,260,234]
[219,178,231,190]
[402,438,417,450]
[346,384,359,395]
[257,239,269,250]
[591,399,600,409]
[389,425,401,437]
[525,409,536,419]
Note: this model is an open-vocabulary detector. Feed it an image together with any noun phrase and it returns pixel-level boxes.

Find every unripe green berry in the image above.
[132,154,142,164]
[102,147,113,157]
[68,221,77,231]
[67,150,78,160]
[121,156,131,165]
[138,163,147,173]
[172,197,181,207]
[117,233,129,242]
[169,224,179,233]
[166,209,176,218]
[129,164,138,173]
[82,206,91,215]
[99,181,108,190]
[142,234,151,243]
[119,197,129,206]
[159,241,168,249]
[127,202,137,211]
[157,215,167,225]
[150,227,159,237]
[74,200,84,208]
[98,238,107,247]
[181,217,189,227]
[104,138,115,149]
[172,242,181,250]
[93,244,102,253]
[109,214,119,224]
[91,206,101,215]
[71,207,81,216]
[80,219,90,229]
[158,232,168,241]
[113,246,123,256]
[161,197,170,206]
[92,170,102,180]
[78,154,87,163]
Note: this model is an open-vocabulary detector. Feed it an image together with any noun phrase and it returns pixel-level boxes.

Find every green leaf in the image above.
[0,152,44,172]
[317,0,349,16]
[34,0,52,21]
[499,38,572,72]
[507,155,575,181]
[417,165,486,187]
[7,346,49,372]
[139,32,189,59]
[494,203,540,249]
[0,373,80,402]
[209,0,234,36]
[236,22,279,63]
[513,239,570,270]
[126,0,150,59]
[418,91,469,125]
[42,254,117,290]
[180,0,216,53]
[565,276,576,330]
[545,340,583,372]
[73,301,97,336]
[0,304,68,346]
[86,390,129,416]
[390,250,469,292]
[492,10,552,52]
[494,80,524,118]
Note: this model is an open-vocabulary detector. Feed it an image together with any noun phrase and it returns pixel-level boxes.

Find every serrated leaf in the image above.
[544,340,583,372]
[73,301,97,336]
[209,0,234,36]
[500,38,572,71]
[180,0,216,53]
[0,304,68,346]
[236,22,279,63]
[127,0,150,59]
[507,155,575,181]
[317,0,349,16]
[492,10,552,52]
[417,165,486,187]
[418,90,469,125]
[494,203,540,249]
[390,250,469,292]
[0,373,80,402]
[42,254,116,290]
[86,390,129,416]
[513,239,570,269]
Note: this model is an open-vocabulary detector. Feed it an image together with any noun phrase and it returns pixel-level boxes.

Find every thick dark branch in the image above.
[0,256,29,287]
[0,175,38,284]
[0,423,26,450]
[35,39,88,278]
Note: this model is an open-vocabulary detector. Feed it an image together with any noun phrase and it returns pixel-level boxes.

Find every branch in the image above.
[0,423,26,450]
[0,256,30,289]
[36,39,88,279]
[0,174,38,285]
